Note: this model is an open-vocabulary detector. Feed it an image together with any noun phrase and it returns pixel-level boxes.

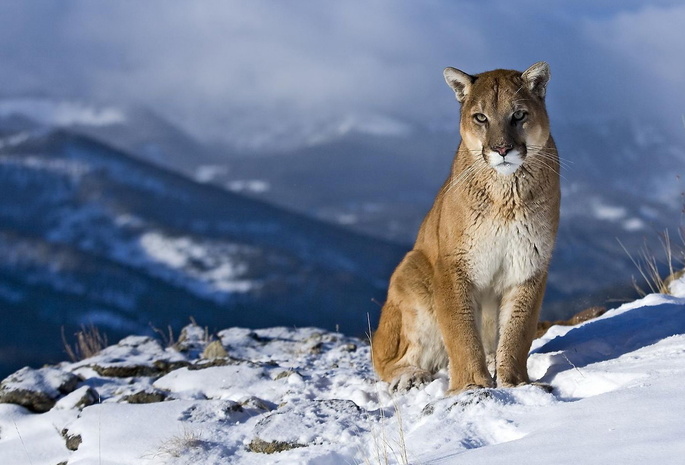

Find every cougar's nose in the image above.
[492,144,513,157]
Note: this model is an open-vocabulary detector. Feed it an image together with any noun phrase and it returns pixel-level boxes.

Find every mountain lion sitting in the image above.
[372,62,560,394]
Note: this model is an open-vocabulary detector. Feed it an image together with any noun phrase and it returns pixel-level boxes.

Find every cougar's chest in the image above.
[466,204,548,293]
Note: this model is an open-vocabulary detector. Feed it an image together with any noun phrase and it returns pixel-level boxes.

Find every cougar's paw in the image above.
[446,382,495,396]
[496,371,529,389]
[389,369,433,392]
[530,382,554,393]
[496,380,554,393]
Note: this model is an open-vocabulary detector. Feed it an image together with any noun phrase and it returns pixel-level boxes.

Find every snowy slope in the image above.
[2,277,685,464]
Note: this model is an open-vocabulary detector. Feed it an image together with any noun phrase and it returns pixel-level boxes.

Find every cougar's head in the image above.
[444,62,551,176]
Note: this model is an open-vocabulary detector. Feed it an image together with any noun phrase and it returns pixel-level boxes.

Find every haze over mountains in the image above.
[0,104,407,376]
[1,98,683,377]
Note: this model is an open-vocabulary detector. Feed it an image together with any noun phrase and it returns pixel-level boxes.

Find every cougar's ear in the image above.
[443,67,475,103]
[522,61,551,99]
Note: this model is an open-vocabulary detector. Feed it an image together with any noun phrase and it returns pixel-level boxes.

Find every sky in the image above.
[1,0,684,150]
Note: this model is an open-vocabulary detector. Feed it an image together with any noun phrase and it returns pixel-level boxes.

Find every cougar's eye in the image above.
[512,110,527,122]
[473,113,488,123]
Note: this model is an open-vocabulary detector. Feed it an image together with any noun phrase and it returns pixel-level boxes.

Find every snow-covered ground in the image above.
[2,276,685,464]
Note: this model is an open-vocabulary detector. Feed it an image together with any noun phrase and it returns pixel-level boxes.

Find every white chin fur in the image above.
[488,150,523,175]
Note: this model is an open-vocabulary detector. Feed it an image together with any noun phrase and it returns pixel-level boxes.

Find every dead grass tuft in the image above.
[619,228,685,297]
[62,325,108,362]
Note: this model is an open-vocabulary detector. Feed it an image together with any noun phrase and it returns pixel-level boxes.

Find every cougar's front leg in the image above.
[496,273,547,387]
[434,261,494,394]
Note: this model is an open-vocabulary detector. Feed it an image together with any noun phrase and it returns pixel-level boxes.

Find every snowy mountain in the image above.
[0,98,221,173]
[0,129,405,377]
[1,278,684,464]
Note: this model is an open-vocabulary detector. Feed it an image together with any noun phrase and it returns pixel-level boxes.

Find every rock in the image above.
[249,399,366,454]
[201,340,228,360]
[248,438,305,454]
[85,335,190,378]
[90,360,190,378]
[180,400,247,423]
[90,364,162,378]
[187,358,231,370]
[175,324,208,355]
[536,306,607,338]
[422,389,496,416]
[123,389,167,404]
[61,428,82,451]
[240,396,276,412]
[307,342,324,354]
[340,343,357,353]
[274,369,300,381]
[54,386,98,410]
[0,367,81,413]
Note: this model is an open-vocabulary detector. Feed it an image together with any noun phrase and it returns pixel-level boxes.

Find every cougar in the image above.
[372,62,560,394]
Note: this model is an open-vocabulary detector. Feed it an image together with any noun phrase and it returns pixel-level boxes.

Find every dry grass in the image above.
[151,317,213,349]
[620,228,685,297]
[150,323,176,348]
[363,401,412,465]
[154,427,206,460]
[364,312,412,465]
[62,325,108,362]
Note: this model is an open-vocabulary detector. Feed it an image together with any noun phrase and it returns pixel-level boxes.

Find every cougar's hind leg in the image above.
[372,251,446,391]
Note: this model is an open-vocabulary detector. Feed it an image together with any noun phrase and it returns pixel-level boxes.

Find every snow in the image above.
[194,165,228,183]
[0,98,125,127]
[669,274,685,296]
[591,200,627,221]
[225,180,270,194]
[2,283,685,464]
[138,232,256,294]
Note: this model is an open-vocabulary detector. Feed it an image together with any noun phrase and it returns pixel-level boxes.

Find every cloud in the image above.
[581,4,685,123]
[0,1,683,148]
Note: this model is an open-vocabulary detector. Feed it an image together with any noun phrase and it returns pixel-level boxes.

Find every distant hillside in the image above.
[2,101,684,377]
[0,130,405,376]
[201,123,684,317]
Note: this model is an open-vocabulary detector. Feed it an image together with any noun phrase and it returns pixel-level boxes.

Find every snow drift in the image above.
[2,275,685,464]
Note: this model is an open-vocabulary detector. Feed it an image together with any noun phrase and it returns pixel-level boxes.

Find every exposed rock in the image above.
[90,364,162,378]
[154,360,193,373]
[174,324,208,356]
[249,399,366,454]
[90,360,190,378]
[180,400,247,424]
[536,306,607,338]
[54,386,98,410]
[188,358,232,370]
[340,343,357,352]
[123,389,167,404]
[240,396,276,412]
[422,389,497,416]
[0,367,81,413]
[273,369,300,381]
[248,438,305,454]
[307,342,324,354]
[83,335,190,378]
[61,428,82,451]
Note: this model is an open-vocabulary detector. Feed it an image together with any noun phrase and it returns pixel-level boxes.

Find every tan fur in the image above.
[372,62,560,394]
